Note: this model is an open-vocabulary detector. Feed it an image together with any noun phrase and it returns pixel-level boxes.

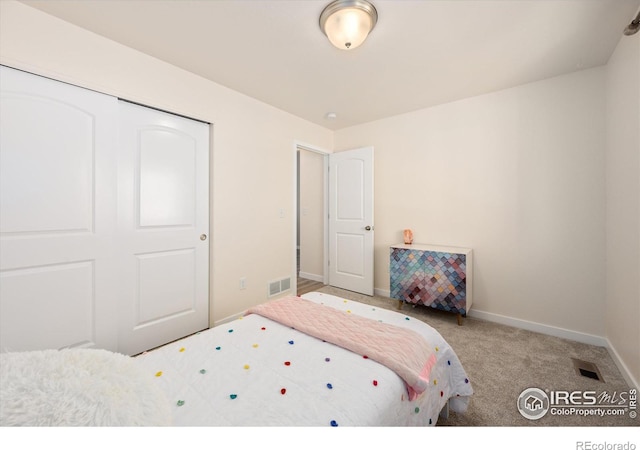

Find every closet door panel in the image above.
[136,249,195,324]
[118,101,209,356]
[0,66,119,352]
[138,128,196,227]
[0,95,93,233]
[0,261,95,351]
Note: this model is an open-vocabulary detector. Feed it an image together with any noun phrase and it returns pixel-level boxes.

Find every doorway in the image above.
[294,144,375,297]
[296,145,328,295]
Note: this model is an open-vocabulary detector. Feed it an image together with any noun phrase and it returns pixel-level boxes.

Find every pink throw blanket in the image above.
[246,296,437,400]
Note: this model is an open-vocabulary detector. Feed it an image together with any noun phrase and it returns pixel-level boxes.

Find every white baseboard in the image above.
[467,308,608,347]
[375,288,606,346]
[213,312,242,328]
[605,339,639,390]
[298,271,324,283]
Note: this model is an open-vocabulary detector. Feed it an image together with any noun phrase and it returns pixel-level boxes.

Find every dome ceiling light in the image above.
[623,10,640,36]
[319,0,378,50]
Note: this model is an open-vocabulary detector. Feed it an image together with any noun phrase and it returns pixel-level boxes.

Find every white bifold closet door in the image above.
[0,66,209,355]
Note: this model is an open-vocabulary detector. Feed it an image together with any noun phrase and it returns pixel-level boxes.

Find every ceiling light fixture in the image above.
[623,10,640,36]
[319,0,378,50]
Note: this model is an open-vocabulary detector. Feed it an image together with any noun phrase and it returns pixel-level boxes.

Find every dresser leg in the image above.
[457,313,463,326]
[397,300,403,310]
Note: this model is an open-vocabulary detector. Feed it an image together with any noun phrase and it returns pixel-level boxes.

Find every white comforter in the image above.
[134,292,473,426]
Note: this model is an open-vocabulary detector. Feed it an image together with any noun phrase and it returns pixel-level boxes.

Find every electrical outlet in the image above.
[239,277,247,290]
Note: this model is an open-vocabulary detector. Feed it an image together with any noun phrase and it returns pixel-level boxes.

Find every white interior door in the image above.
[117,101,209,355]
[328,146,374,296]
[0,66,119,352]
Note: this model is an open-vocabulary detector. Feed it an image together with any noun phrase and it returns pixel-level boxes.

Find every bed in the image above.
[0,292,473,426]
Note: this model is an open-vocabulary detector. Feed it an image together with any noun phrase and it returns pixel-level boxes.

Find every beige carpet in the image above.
[313,285,638,427]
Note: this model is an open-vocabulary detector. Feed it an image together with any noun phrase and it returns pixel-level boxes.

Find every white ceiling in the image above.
[20,0,640,130]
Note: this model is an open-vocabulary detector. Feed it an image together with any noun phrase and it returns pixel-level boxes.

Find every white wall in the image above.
[605,30,640,388]
[298,149,325,281]
[334,68,607,339]
[0,1,333,323]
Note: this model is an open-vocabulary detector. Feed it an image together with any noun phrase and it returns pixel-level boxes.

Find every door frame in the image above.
[293,142,375,296]
[293,141,330,295]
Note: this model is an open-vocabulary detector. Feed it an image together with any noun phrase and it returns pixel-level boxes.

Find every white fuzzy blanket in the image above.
[0,348,171,426]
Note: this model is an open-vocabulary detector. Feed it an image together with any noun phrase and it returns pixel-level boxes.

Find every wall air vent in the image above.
[268,277,292,297]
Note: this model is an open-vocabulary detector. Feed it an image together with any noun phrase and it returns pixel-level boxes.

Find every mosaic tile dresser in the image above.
[390,244,473,325]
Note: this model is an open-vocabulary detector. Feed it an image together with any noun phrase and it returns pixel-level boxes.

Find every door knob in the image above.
[200,234,207,241]
[365,226,372,231]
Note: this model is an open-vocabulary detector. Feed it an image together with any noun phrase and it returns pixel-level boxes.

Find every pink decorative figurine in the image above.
[403,229,413,245]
